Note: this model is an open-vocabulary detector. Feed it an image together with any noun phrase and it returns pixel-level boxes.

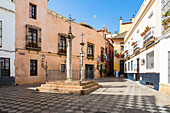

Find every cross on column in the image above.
[65,15,76,34]
[65,14,75,81]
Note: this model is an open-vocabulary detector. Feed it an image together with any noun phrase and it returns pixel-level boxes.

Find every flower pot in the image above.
[164,25,168,30]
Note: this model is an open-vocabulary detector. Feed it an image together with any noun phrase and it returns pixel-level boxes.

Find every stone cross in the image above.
[65,14,76,34]
[65,15,75,81]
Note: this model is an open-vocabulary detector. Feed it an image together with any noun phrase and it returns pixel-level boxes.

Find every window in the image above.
[0,58,10,77]
[87,43,94,58]
[61,64,65,72]
[121,46,124,53]
[26,25,41,50]
[146,51,154,69]
[0,21,2,47]
[125,63,127,71]
[29,3,36,19]
[131,60,133,71]
[30,60,37,76]
[27,28,38,48]
[128,62,130,71]
[58,36,66,54]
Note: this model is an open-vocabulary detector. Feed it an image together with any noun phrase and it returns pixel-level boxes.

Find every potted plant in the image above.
[125,50,128,53]
[146,26,149,31]
[162,18,168,29]
[131,42,135,46]
[103,69,108,76]
[90,56,94,60]
[167,10,170,16]
[142,32,145,36]
[26,42,29,47]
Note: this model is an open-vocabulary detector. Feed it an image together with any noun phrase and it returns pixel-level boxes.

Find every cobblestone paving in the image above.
[0,77,170,113]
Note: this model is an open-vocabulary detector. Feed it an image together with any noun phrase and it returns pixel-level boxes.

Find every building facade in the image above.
[112,32,127,76]
[0,0,15,86]
[159,0,170,96]
[14,0,106,85]
[97,26,114,77]
[124,0,161,90]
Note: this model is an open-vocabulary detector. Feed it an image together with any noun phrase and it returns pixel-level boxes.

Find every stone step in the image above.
[37,84,101,95]
[46,80,95,86]
[40,82,98,89]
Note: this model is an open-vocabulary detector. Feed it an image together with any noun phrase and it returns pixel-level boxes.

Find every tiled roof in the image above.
[112,31,127,39]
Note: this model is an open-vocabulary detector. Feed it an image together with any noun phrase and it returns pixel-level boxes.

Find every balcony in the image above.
[87,55,94,60]
[26,41,41,51]
[133,41,140,55]
[143,27,155,48]
[58,44,66,55]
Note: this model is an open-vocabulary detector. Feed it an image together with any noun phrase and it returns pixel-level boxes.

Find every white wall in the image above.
[124,0,161,74]
[160,30,170,84]
[0,0,15,77]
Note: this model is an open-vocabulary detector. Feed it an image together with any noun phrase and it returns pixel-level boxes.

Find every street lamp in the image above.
[41,54,48,82]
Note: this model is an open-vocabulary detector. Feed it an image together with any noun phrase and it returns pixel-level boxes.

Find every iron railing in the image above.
[143,27,155,48]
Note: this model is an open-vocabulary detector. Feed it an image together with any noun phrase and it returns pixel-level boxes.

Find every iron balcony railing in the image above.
[133,41,140,55]
[143,27,155,48]
[58,43,67,55]
[26,39,41,51]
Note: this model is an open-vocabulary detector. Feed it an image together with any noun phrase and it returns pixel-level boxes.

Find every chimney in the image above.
[132,15,135,22]
[120,17,122,25]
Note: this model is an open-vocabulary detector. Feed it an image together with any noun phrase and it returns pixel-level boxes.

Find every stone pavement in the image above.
[0,77,170,113]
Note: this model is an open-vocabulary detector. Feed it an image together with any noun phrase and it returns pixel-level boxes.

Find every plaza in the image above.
[0,77,170,113]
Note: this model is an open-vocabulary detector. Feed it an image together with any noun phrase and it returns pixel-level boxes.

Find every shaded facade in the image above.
[0,0,15,86]
[97,26,114,76]
[15,0,106,85]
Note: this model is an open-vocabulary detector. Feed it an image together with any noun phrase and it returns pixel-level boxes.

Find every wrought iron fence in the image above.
[47,69,95,82]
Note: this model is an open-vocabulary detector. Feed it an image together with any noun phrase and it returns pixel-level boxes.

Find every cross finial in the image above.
[65,14,76,33]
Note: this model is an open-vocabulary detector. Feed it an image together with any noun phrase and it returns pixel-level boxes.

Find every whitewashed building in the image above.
[0,0,15,86]
[124,0,162,90]
[158,0,170,96]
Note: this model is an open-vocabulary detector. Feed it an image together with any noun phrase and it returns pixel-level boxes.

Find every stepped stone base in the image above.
[36,80,102,95]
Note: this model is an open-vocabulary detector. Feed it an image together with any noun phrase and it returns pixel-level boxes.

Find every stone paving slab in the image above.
[0,77,169,113]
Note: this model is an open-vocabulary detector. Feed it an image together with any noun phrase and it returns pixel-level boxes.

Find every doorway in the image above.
[120,60,124,75]
[0,58,10,77]
[137,59,140,81]
[85,64,94,80]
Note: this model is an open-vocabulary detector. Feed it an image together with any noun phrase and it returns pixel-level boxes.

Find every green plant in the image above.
[167,10,170,16]
[162,18,170,25]
[99,69,104,73]
[103,69,107,74]
[81,24,93,29]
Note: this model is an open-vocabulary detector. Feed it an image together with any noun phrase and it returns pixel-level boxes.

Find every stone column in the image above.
[80,33,85,81]
[65,15,75,81]
[66,33,75,81]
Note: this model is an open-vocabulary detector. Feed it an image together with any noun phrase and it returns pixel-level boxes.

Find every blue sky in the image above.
[47,0,144,33]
